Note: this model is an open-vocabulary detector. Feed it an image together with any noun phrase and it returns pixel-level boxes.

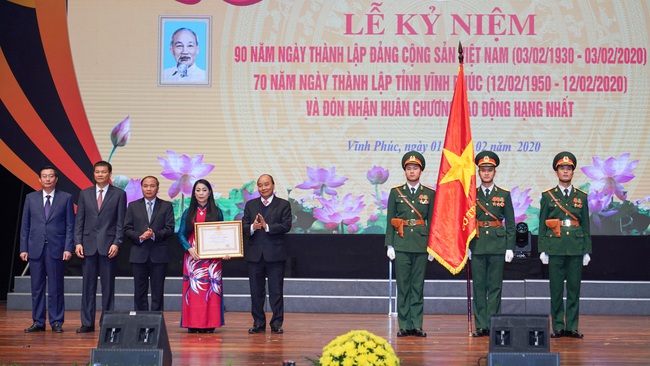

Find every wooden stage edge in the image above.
[1,304,649,365]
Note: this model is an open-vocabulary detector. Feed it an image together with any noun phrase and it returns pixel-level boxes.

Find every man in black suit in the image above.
[20,166,75,333]
[242,174,292,334]
[124,176,175,311]
[74,161,126,333]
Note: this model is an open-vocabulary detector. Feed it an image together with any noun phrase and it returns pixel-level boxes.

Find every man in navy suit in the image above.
[20,166,74,333]
[74,161,126,333]
[242,174,292,334]
[124,176,175,311]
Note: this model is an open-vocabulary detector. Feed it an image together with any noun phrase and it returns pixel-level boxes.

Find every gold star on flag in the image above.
[438,142,475,197]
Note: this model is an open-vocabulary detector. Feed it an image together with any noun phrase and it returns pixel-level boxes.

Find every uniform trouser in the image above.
[548,255,583,332]
[248,258,285,327]
[471,254,505,330]
[132,260,167,311]
[80,253,116,327]
[395,251,428,330]
[29,243,65,326]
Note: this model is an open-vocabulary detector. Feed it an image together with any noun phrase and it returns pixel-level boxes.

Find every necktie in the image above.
[97,189,103,210]
[44,195,51,219]
[485,188,490,196]
[411,187,416,195]
[564,188,569,197]
[263,199,269,206]
[147,201,153,222]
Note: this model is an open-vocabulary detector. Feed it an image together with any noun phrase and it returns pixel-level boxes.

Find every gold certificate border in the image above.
[194,220,244,259]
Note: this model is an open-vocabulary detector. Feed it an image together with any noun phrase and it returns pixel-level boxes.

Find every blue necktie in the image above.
[44,195,51,219]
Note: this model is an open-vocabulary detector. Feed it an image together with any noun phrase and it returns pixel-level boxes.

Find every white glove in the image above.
[387,246,396,260]
[540,252,549,265]
[583,253,591,266]
[467,248,472,260]
[427,254,434,262]
[505,250,514,263]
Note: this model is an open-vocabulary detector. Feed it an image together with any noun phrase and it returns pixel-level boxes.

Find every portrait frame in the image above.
[158,15,212,86]
[194,221,244,259]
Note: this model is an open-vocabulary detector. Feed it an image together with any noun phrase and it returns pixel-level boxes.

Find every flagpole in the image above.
[456,40,473,337]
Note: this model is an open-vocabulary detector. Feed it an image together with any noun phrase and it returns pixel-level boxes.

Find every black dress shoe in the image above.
[188,328,200,333]
[24,323,45,333]
[51,324,64,333]
[248,325,266,334]
[550,330,564,338]
[271,326,284,334]
[565,330,584,338]
[411,328,427,337]
[396,329,410,337]
[472,328,489,337]
[76,325,95,333]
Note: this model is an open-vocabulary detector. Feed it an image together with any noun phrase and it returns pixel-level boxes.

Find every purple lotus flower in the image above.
[235,188,261,219]
[347,223,360,234]
[296,166,348,196]
[107,116,131,162]
[587,190,618,228]
[313,194,366,229]
[158,150,214,198]
[368,214,379,222]
[366,166,389,185]
[124,178,143,204]
[110,116,130,147]
[581,153,638,201]
[374,190,389,210]
[509,186,533,223]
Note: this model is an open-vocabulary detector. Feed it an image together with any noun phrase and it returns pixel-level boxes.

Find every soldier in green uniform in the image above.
[385,151,435,337]
[469,151,515,337]
[538,151,591,339]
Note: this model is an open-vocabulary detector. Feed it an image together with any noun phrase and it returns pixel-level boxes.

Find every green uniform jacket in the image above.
[385,184,435,253]
[470,186,516,255]
[538,187,592,255]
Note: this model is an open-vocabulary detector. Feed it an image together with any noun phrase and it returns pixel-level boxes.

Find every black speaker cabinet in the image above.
[90,311,172,366]
[489,314,550,353]
[488,352,560,366]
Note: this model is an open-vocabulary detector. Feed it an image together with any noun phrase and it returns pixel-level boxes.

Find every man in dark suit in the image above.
[74,161,126,333]
[124,176,175,311]
[20,166,75,333]
[242,174,292,334]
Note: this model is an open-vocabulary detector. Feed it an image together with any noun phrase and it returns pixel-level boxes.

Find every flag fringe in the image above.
[428,230,476,275]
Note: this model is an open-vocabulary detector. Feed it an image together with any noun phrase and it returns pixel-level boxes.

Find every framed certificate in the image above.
[194,221,244,259]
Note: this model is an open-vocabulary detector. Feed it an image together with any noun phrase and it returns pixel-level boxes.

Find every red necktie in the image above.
[97,189,103,209]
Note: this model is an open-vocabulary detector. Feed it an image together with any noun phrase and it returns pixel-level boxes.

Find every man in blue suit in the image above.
[20,166,75,333]
[74,161,126,333]
[124,176,175,311]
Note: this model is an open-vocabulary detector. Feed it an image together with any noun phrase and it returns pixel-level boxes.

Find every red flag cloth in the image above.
[427,63,477,274]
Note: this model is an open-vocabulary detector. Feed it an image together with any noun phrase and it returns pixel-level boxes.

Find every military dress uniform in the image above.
[471,186,515,334]
[470,151,515,336]
[385,152,435,336]
[538,152,592,338]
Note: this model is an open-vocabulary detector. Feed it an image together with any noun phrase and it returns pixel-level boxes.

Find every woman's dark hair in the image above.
[184,179,220,236]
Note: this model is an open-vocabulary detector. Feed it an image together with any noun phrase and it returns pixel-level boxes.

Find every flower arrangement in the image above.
[310,330,400,366]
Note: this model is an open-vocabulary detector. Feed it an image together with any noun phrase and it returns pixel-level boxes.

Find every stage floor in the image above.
[1,304,649,365]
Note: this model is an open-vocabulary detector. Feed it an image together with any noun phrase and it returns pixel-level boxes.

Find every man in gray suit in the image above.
[74,161,126,333]
[20,166,74,333]
[124,176,175,311]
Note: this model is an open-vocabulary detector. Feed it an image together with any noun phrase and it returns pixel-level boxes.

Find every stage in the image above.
[1,305,649,365]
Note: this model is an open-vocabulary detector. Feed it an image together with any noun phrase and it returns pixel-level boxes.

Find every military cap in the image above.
[553,151,577,170]
[475,151,499,167]
[402,151,425,170]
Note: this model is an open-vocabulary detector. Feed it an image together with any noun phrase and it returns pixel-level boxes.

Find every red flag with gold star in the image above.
[428,54,476,275]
